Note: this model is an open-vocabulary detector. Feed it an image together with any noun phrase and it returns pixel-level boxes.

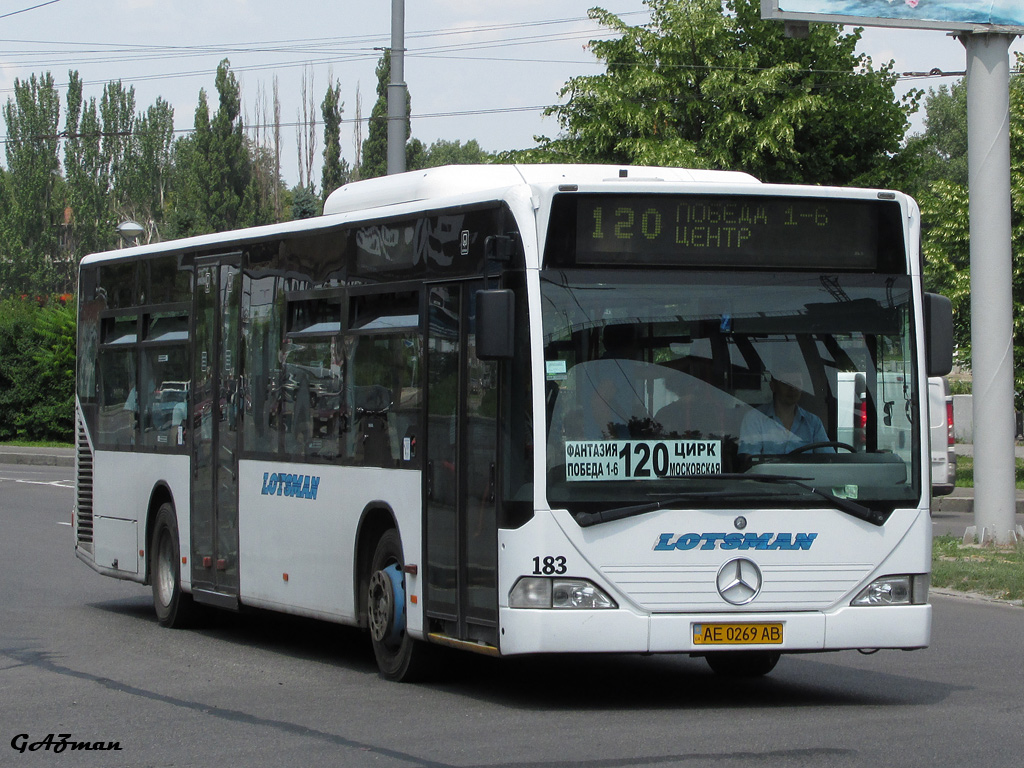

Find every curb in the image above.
[0,449,75,468]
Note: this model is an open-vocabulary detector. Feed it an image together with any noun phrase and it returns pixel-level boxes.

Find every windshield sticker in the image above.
[546,360,568,381]
[565,440,721,481]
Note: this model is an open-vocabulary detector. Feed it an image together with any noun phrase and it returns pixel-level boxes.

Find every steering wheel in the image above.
[786,441,855,455]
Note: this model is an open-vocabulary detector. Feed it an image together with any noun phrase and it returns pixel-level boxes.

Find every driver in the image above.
[738,367,833,457]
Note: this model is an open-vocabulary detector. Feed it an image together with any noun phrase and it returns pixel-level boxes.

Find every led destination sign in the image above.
[560,194,902,270]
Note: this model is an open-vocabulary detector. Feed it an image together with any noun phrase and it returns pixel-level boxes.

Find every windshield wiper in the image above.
[572,474,885,528]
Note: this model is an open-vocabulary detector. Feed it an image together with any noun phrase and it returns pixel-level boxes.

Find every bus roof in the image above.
[322,164,761,216]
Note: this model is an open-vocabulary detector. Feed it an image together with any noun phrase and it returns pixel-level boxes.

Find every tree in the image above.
[321,74,351,200]
[124,97,176,240]
[360,52,419,179]
[63,71,108,264]
[900,80,969,196]
[297,65,318,192]
[250,78,285,222]
[290,184,320,220]
[421,139,493,168]
[0,296,74,441]
[169,59,269,236]
[63,76,140,262]
[521,0,916,187]
[0,72,63,296]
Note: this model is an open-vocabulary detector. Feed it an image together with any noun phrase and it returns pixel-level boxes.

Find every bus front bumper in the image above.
[497,603,931,656]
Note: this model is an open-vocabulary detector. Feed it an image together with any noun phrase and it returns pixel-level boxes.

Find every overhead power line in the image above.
[0,0,64,21]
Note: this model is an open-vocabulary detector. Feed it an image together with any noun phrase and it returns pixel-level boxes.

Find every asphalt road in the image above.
[1,464,1022,768]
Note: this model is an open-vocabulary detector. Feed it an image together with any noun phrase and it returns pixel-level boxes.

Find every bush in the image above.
[0,296,75,442]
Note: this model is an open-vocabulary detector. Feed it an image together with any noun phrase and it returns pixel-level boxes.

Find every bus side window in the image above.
[97,348,137,448]
[345,332,421,468]
[280,338,342,460]
[140,347,190,450]
[241,275,283,455]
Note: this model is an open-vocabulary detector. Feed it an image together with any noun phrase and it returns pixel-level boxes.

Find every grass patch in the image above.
[0,440,72,448]
[932,535,1024,603]
[953,455,1024,489]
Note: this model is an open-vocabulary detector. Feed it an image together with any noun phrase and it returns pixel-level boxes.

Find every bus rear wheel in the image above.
[151,502,197,628]
[367,529,428,682]
[704,651,780,677]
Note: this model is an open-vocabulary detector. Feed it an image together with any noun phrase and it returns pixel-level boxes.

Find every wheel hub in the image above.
[368,570,394,643]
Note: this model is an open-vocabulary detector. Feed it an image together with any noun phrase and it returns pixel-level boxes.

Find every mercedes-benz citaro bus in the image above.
[74,165,953,681]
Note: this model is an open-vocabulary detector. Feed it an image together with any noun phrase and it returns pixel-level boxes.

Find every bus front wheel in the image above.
[367,529,428,682]
[151,502,196,628]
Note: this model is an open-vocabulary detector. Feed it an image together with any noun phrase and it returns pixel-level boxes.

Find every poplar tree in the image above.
[0,73,62,295]
[360,53,421,179]
[170,59,268,236]
[321,76,351,200]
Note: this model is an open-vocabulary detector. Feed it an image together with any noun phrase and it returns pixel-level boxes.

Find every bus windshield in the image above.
[542,269,920,516]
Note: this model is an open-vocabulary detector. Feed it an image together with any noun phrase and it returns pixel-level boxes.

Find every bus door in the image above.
[425,282,499,647]
[191,256,242,609]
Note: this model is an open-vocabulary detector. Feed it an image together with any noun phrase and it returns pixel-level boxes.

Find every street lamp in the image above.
[116,220,144,247]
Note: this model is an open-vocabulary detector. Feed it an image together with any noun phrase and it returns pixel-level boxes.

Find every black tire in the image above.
[367,529,429,682]
[150,502,197,628]
[704,651,780,677]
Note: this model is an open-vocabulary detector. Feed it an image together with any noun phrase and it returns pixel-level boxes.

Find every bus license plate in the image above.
[692,622,783,646]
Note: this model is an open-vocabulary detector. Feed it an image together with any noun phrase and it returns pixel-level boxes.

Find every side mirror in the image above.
[476,289,515,360]
[924,292,953,377]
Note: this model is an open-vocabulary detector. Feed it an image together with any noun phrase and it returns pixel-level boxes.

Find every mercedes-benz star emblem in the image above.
[716,558,763,605]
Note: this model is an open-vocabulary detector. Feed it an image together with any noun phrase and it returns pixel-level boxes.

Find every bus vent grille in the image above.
[75,420,94,551]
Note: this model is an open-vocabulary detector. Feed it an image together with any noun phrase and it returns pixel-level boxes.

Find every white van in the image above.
[929,376,956,496]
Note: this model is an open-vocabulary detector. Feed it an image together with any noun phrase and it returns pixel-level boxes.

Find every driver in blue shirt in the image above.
[739,367,833,456]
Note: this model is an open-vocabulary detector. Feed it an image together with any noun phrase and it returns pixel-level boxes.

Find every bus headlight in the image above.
[852,575,929,606]
[509,577,617,609]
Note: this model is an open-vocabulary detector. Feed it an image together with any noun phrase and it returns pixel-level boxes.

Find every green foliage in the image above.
[901,81,969,195]
[420,139,494,168]
[360,52,420,180]
[167,60,271,238]
[320,77,351,200]
[0,72,63,296]
[0,57,498,303]
[0,297,75,442]
[953,456,1024,490]
[518,0,915,186]
[290,184,321,220]
[360,54,392,180]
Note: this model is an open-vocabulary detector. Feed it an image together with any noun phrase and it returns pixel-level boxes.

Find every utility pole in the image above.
[387,0,407,175]
[959,32,1021,545]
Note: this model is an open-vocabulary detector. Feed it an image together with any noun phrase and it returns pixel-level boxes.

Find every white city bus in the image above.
[74,165,952,680]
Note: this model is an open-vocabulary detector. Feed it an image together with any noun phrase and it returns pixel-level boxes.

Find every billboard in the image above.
[762,1,1024,32]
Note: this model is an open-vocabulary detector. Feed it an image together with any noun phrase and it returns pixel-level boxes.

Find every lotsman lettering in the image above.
[652,532,818,552]
[740,533,773,550]
[260,470,321,501]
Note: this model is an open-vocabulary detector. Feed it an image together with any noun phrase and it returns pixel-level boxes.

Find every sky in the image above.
[0,0,1020,189]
